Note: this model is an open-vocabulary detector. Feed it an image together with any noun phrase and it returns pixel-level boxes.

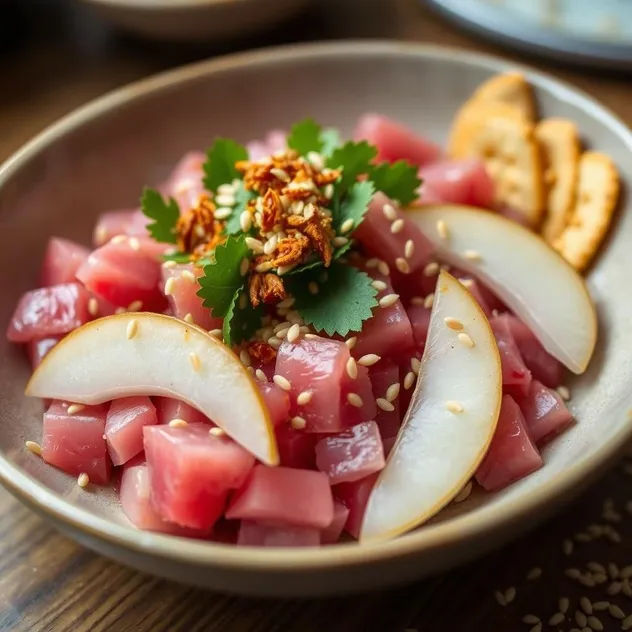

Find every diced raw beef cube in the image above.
[321,499,350,544]
[406,304,432,350]
[7,283,91,343]
[76,239,167,312]
[153,397,210,425]
[257,382,290,427]
[476,395,543,491]
[120,458,209,537]
[40,237,90,287]
[237,521,321,547]
[382,436,397,458]
[369,360,402,438]
[354,114,441,166]
[455,278,492,317]
[506,316,564,388]
[42,400,111,484]
[161,264,222,330]
[490,314,531,397]
[93,209,149,246]
[519,380,574,445]
[417,159,495,209]
[334,472,379,539]
[354,193,434,274]
[26,336,61,369]
[275,424,317,469]
[105,396,157,466]
[340,364,377,428]
[144,423,254,529]
[315,421,385,485]
[226,465,334,529]
[164,151,206,213]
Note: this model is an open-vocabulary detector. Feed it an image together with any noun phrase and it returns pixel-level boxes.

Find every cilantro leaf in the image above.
[222,289,264,346]
[326,141,377,194]
[286,118,324,156]
[140,187,179,244]
[196,235,250,318]
[369,160,421,206]
[320,128,341,157]
[162,251,191,263]
[203,139,248,193]
[224,182,256,235]
[287,264,378,337]
[333,180,375,233]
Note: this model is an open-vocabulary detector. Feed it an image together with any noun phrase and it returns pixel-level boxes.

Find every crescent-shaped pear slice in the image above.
[360,271,502,543]
[408,205,597,374]
[26,313,278,465]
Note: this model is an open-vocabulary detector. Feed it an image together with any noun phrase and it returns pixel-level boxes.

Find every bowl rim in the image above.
[2,39,631,573]
[80,0,255,10]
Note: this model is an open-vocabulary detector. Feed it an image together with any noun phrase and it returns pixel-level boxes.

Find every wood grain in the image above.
[2,1,632,630]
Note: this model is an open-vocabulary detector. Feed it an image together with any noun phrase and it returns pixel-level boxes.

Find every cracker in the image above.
[448,101,545,225]
[535,118,581,243]
[471,72,537,121]
[553,152,619,271]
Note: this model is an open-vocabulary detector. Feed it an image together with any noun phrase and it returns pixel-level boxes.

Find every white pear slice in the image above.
[408,204,597,374]
[26,313,278,465]
[360,271,502,543]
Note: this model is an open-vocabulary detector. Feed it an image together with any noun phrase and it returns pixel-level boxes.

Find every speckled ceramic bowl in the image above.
[1,41,631,597]
[79,0,312,42]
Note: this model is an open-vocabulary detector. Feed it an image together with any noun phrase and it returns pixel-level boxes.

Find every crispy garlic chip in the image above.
[554,152,619,272]
[470,72,537,121]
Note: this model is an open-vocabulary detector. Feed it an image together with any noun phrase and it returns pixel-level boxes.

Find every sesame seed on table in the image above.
[3,1,632,630]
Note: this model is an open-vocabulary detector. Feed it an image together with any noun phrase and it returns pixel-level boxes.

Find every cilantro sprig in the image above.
[140,187,179,244]
[202,138,248,193]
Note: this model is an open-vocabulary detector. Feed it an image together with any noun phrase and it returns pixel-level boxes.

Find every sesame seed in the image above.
[458,333,475,348]
[308,281,319,295]
[291,416,307,430]
[548,612,564,626]
[77,473,90,488]
[505,586,516,604]
[587,524,605,536]
[386,383,400,402]
[423,262,440,277]
[88,297,99,317]
[246,237,264,253]
[404,371,416,390]
[128,300,143,313]
[67,404,85,415]
[215,207,233,220]
[378,261,390,276]
[390,219,404,234]
[379,293,399,308]
[276,327,290,339]
[365,258,379,269]
[239,350,251,367]
[522,615,540,625]
[575,531,592,542]
[411,357,421,374]
[608,562,619,578]
[622,566,632,579]
[405,239,415,259]
[559,597,570,614]
[358,354,381,367]
[263,235,278,255]
[218,183,236,195]
[587,615,603,630]
[410,296,425,306]
[609,604,625,619]
[324,184,334,199]
[563,539,574,555]
[459,278,474,288]
[623,614,632,630]
[382,204,397,221]
[333,236,348,247]
[209,427,225,437]
[607,581,622,595]
[273,375,292,391]
[579,574,596,587]
[216,192,236,206]
[529,624,542,632]
[270,167,290,182]
[592,602,609,611]
[587,562,605,574]
[446,401,464,414]
[163,260,177,269]
[128,237,140,251]
[209,329,222,338]
[287,323,301,343]
[371,280,388,292]
[306,151,324,170]
[340,218,354,234]
[296,391,313,406]
[579,597,593,614]
[463,249,482,262]
[575,610,588,627]
[189,352,201,372]
[346,357,358,380]
[527,567,542,580]
[622,580,632,597]
[115,306,127,315]
[494,591,506,606]
[239,258,250,277]
[424,294,435,309]
[194,224,206,239]
[556,385,571,400]
[268,337,282,349]
[395,258,410,274]
[606,527,622,543]
[444,316,464,331]
[376,398,395,412]
[345,337,357,350]
[304,333,318,339]
[347,393,363,407]
[240,211,252,233]
[239,294,248,310]
[566,569,581,579]
[454,481,472,503]
[112,234,127,244]
[164,277,176,296]
[255,369,267,382]
[274,321,291,333]
[25,441,42,456]
[169,419,188,428]
[277,264,296,275]
[436,219,449,240]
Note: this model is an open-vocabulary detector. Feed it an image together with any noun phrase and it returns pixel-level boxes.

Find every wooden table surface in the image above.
[2,1,632,630]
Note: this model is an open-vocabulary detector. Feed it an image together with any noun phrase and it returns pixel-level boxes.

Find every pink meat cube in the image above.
[340,364,377,428]
[161,264,222,330]
[226,465,334,529]
[506,315,564,388]
[144,423,254,529]
[315,421,385,485]
[256,382,290,427]
[93,209,149,246]
[476,395,543,491]
[334,472,379,539]
[275,424,317,469]
[406,304,432,351]
[490,314,532,398]
[164,151,206,213]
[26,336,61,369]
[40,237,90,287]
[321,499,350,544]
[519,380,574,445]
[237,521,320,547]
[455,277,492,317]
[7,283,91,343]
[153,397,210,425]
[354,114,441,166]
[417,159,495,209]
[247,129,287,160]
[369,360,402,438]
[120,458,209,537]
[354,193,434,275]
[42,400,111,484]
[105,396,157,466]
